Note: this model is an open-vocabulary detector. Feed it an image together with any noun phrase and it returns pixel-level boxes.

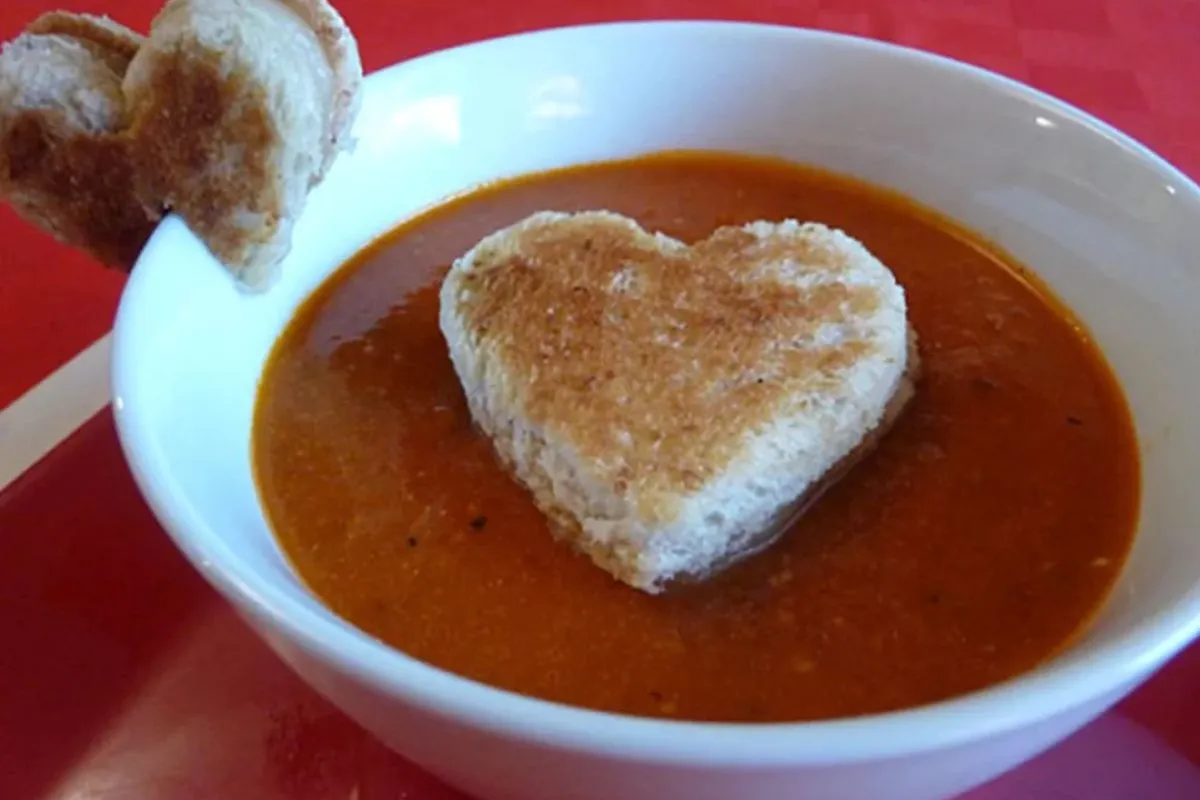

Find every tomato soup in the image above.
[253,152,1139,722]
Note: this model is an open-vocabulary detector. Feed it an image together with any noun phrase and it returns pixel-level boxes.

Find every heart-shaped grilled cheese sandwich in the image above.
[440,210,918,592]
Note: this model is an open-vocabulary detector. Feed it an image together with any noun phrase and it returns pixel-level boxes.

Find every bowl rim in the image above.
[112,18,1200,766]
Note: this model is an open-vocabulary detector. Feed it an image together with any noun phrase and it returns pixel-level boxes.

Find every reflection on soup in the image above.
[253,152,1139,723]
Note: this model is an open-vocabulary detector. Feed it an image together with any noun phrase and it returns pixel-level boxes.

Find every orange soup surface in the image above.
[254,152,1139,722]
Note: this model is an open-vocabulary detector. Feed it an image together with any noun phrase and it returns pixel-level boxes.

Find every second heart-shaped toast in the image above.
[440,210,917,592]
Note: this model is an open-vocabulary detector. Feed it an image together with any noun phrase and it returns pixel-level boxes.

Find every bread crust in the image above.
[26,12,143,69]
[275,0,362,176]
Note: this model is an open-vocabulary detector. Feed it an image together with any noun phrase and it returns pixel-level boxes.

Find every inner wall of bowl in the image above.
[120,23,1200,675]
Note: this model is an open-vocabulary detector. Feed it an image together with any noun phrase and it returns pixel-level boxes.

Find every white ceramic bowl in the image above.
[111,21,1200,800]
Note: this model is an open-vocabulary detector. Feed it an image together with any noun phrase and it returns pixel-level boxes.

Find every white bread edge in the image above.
[440,212,912,593]
[276,0,362,176]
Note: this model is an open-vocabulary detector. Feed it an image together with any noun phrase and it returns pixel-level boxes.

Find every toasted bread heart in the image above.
[0,0,363,280]
[440,210,917,592]
[123,0,338,287]
[0,14,154,268]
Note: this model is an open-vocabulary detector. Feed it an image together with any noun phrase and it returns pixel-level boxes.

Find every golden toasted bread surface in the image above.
[0,16,154,267]
[449,212,900,521]
[124,42,280,265]
[0,0,361,277]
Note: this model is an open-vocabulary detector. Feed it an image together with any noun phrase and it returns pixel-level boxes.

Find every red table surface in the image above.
[3,1,1200,798]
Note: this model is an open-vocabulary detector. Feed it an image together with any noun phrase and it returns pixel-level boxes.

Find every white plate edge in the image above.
[0,334,112,492]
